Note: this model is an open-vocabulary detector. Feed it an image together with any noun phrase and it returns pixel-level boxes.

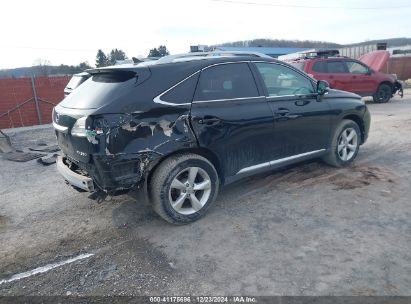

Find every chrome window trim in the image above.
[153,61,260,106]
[265,94,315,99]
[152,60,316,107]
[52,122,68,133]
[236,149,326,175]
[200,60,251,71]
[153,71,200,106]
[193,96,265,104]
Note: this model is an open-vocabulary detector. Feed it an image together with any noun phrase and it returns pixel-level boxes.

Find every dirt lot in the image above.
[1,91,411,296]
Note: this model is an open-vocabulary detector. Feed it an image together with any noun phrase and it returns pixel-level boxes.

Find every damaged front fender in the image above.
[393,80,403,98]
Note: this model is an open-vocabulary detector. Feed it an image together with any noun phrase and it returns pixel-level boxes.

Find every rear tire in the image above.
[322,119,361,168]
[149,153,219,224]
[373,83,392,103]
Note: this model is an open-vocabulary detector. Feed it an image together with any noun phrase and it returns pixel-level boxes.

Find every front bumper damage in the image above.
[393,80,404,98]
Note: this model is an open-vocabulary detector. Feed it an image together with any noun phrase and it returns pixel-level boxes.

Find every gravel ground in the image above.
[0,91,410,296]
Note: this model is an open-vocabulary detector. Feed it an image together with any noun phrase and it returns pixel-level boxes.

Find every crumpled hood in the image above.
[359,50,390,72]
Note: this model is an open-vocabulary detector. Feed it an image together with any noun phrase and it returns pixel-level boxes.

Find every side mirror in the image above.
[367,68,373,75]
[316,80,329,95]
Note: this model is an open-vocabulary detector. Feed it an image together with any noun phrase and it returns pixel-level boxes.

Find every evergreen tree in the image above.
[148,45,169,57]
[95,49,109,67]
[109,49,128,65]
[158,45,170,57]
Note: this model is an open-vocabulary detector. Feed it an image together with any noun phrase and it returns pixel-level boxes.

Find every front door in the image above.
[344,60,376,95]
[253,62,332,160]
[190,62,277,179]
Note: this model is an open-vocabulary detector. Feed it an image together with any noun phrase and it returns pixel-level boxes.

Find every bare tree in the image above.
[33,58,52,76]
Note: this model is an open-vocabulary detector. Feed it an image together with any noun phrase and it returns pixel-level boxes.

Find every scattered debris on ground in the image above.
[2,151,45,162]
[29,145,60,153]
[37,153,59,166]
[0,130,13,153]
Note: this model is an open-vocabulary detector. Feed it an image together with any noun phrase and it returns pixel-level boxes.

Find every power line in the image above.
[0,46,95,52]
[209,0,411,10]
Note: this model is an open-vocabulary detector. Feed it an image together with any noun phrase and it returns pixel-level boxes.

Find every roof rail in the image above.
[156,51,272,64]
[279,48,343,61]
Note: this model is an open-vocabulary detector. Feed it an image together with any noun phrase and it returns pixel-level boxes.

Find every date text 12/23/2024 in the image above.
[149,296,257,303]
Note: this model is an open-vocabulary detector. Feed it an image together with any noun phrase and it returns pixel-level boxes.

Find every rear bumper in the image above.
[56,156,95,192]
[56,151,160,193]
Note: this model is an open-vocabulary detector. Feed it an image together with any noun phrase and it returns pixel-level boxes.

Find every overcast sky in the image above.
[1,0,410,69]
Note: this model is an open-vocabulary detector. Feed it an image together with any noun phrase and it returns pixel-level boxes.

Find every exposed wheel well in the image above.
[377,81,393,93]
[342,114,365,143]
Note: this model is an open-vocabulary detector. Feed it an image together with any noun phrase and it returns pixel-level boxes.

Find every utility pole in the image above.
[31,76,42,125]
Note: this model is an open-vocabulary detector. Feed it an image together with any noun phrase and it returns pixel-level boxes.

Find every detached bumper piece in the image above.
[57,156,95,192]
[394,80,403,98]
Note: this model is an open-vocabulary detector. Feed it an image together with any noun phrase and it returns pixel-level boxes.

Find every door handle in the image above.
[275,109,290,116]
[275,108,300,120]
[198,117,220,124]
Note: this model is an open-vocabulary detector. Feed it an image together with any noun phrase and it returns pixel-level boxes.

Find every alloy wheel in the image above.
[169,167,212,215]
[337,128,358,161]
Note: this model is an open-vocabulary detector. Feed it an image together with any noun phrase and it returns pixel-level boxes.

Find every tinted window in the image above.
[255,63,314,96]
[346,61,368,74]
[92,72,135,83]
[326,61,347,73]
[66,75,89,89]
[162,73,199,104]
[312,61,327,73]
[59,73,137,109]
[194,63,259,101]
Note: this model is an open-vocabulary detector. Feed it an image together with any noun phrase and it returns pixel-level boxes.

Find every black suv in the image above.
[53,52,370,224]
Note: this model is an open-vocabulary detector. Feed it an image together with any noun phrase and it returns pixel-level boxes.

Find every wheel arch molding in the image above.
[341,113,366,144]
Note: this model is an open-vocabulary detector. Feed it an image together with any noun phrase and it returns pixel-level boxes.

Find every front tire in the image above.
[149,153,219,224]
[322,119,361,167]
[373,83,392,103]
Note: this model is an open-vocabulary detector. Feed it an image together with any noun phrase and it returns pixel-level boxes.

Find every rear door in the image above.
[190,62,278,178]
[324,60,352,91]
[252,62,331,160]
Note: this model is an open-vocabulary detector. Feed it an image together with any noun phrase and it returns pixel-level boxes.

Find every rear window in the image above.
[326,61,347,73]
[66,75,89,90]
[92,71,135,83]
[312,61,327,73]
[59,71,137,109]
[289,62,305,71]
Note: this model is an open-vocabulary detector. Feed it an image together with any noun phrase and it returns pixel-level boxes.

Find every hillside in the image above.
[0,63,90,79]
[216,38,342,48]
[215,37,411,49]
[345,37,411,47]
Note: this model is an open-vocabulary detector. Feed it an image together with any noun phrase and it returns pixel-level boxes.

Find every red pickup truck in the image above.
[289,50,403,103]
